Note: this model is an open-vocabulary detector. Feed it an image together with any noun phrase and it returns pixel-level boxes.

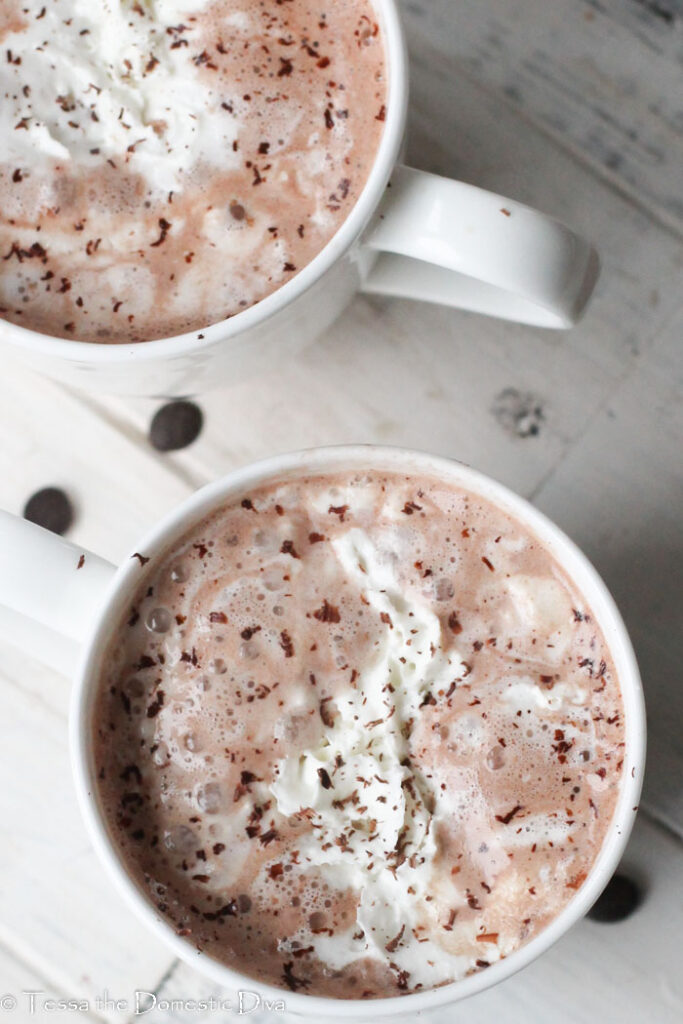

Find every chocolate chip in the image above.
[23,487,74,535]
[149,401,203,451]
[587,872,643,923]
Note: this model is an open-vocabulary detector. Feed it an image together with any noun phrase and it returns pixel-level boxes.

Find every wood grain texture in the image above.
[0,946,103,1023]
[0,1,681,1020]
[400,0,683,235]
[0,363,192,565]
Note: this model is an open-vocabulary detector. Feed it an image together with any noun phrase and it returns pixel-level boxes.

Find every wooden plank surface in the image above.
[0,946,103,1024]
[0,0,681,1020]
[400,0,683,235]
[0,366,192,566]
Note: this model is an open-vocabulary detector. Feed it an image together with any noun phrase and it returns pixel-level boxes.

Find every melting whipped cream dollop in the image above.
[2,0,237,192]
[271,529,474,987]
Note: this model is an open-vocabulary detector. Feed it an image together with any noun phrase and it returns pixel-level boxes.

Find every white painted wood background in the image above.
[1,1,682,1021]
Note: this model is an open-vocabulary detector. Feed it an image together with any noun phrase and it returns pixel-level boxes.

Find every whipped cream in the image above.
[271,529,477,988]
[2,0,238,192]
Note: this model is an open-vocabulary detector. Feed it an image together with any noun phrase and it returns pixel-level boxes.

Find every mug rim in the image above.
[0,0,407,366]
[70,444,646,1018]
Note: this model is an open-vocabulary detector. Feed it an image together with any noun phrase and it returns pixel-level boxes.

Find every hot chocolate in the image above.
[0,0,386,342]
[94,469,625,999]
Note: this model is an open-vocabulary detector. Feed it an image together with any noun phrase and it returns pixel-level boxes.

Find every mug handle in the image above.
[0,511,115,676]
[361,165,599,328]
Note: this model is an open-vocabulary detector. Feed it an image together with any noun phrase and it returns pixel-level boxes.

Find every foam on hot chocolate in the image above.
[0,0,386,341]
[94,470,625,998]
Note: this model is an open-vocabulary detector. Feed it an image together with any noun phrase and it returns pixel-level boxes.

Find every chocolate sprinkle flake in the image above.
[282,961,309,992]
[317,767,334,790]
[280,539,300,559]
[149,400,203,452]
[394,967,409,990]
[3,240,47,263]
[495,803,523,825]
[313,600,341,623]
[240,625,261,640]
[385,923,405,952]
[320,698,336,727]
[279,630,295,658]
[448,611,463,634]
[150,217,172,246]
[146,690,165,718]
[23,486,73,535]
[202,900,237,921]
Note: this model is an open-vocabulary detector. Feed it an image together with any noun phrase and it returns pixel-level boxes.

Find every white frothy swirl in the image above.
[2,0,239,193]
[271,529,474,987]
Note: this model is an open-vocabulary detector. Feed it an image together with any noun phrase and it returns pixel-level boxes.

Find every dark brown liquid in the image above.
[94,470,625,998]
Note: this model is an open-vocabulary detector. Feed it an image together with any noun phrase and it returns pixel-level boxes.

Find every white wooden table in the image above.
[1,2,682,1021]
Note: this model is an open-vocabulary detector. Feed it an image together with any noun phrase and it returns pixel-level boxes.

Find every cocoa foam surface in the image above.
[0,0,386,342]
[94,470,625,998]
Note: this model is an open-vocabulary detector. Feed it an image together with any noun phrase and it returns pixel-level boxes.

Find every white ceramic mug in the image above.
[0,446,644,1020]
[0,0,599,399]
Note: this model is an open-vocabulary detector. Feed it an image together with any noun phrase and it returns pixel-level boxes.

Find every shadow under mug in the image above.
[0,0,600,398]
[0,446,644,1020]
